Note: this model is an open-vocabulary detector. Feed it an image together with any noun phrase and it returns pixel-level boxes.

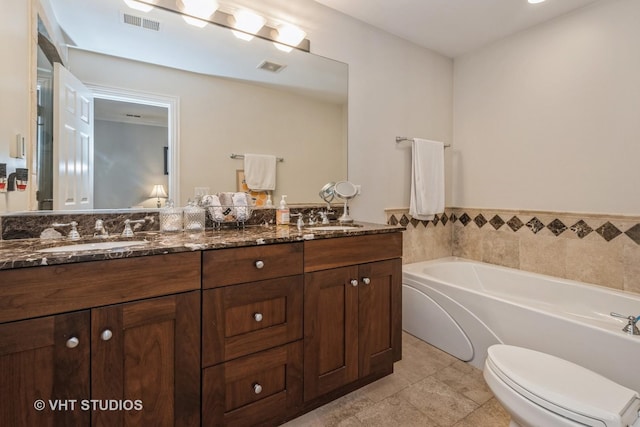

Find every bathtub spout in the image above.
[610,312,640,335]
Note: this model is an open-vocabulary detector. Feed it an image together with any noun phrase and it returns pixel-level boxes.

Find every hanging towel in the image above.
[244,154,276,191]
[409,138,445,221]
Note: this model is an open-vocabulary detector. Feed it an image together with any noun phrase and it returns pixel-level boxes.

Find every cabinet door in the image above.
[91,291,200,427]
[303,266,359,401]
[358,259,402,378]
[0,311,90,427]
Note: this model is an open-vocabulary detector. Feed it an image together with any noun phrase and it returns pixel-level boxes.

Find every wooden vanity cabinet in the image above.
[201,243,304,427]
[0,253,201,427]
[303,234,402,402]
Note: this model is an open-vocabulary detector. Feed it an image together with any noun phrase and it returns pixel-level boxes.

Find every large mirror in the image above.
[28,0,348,211]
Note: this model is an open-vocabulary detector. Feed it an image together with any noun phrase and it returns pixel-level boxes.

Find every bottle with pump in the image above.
[276,195,290,225]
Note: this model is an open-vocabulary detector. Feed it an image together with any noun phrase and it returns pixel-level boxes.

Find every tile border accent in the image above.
[386,208,640,245]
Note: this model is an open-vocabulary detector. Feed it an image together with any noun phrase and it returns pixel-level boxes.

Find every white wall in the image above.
[94,120,168,209]
[452,0,640,215]
[0,0,30,212]
[282,2,454,222]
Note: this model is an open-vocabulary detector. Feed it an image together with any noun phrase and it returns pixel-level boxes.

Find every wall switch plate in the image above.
[11,134,26,159]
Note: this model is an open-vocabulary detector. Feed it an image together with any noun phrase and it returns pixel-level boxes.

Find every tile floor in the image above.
[283,332,511,427]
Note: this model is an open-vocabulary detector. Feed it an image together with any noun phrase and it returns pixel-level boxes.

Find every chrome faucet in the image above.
[308,210,318,226]
[94,219,109,238]
[610,312,640,335]
[290,213,304,231]
[51,221,81,240]
[122,218,147,237]
[318,211,330,225]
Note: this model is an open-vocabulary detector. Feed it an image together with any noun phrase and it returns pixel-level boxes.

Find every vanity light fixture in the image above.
[135,0,310,51]
[273,23,306,52]
[528,0,546,3]
[230,9,266,41]
[124,0,155,12]
[178,0,219,27]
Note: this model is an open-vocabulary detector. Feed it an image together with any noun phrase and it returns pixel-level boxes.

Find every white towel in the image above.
[244,154,276,191]
[409,138,445,221]
[204,194,225,222]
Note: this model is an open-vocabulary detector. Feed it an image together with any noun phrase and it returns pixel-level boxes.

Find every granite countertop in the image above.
[0,222,404,271]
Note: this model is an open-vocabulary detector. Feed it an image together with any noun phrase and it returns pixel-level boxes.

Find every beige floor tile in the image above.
[433,360,494,405]
[355,396,439,427]
[397,376,479,426]
[452,398,510,427]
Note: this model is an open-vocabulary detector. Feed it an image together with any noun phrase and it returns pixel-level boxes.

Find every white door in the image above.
[53,63,94,210]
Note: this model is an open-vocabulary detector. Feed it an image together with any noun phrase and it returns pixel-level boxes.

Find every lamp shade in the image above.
[150,184,168,198]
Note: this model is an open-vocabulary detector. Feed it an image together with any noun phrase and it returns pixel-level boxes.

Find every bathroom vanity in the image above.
[0,223,402,426]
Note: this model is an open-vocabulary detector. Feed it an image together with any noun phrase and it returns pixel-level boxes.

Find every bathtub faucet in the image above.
[610,312,640,335]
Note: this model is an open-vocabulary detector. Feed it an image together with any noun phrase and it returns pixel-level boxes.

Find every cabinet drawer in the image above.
[0,252,201,323]
[203,243,303,288]
[304,233,402,272]
[203,276,303,366]
[202,341,303,427]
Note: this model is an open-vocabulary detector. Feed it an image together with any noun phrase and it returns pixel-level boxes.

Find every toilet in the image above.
[484,345,640,427]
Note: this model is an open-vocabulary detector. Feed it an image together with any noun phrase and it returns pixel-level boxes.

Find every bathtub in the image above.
[402,257,640,392]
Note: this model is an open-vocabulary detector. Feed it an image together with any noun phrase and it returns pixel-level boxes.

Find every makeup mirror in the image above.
[334,180,358,223]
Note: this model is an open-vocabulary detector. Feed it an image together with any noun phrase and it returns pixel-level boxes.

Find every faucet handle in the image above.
[122,219,146,237]
[610,312,640,335]
[52,221,81,240]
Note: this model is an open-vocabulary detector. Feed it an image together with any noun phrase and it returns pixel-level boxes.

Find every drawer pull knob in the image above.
[350,279,358,287]
[253,383,263,394]
[362,277,371,285]
[101,329,113,341]
[253,312,263,322]
[66,337,80,349]
[255,260,265,269]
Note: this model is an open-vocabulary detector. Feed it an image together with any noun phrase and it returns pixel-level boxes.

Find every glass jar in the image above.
[183,201,205,231]
[160,201,183,232]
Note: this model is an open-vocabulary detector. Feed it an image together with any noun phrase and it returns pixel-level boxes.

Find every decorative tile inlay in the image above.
[570,220,593,239]
[546,219,567,236]
[625,224,640,245]
[489,215,505,230]
[507,216,524,232]
[399,215,410,227]
[526,217,545,234]
[473,214,487,228]
[450,213,458,223]
[388,215,399,226]
[432,214,440,226]
[459,213,471,226]
[596,221,622,242]
[410,218,421,228]
[441,214,449,226]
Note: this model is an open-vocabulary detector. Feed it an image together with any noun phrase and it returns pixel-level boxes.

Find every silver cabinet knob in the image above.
[350,279,358,287]
[362,277,371,285]
[100,329,113,341]
[66,337,79,349]
[253,312,263,322]
[253,383,263,394]
[255,260,265,269]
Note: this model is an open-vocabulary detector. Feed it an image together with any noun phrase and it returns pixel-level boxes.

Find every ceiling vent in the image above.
[122,12,161,31]
[257,61,286,73]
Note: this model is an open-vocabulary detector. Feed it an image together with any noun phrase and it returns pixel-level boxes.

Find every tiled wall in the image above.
[386,208,640,295]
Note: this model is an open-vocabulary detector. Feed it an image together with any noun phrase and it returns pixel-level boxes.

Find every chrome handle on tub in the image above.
[362,277,371,285]
[253,312,263,322]
[255,260,265,269]
[66,337,80,349]
[610,312,640,335]
[253,383,263,394]
[350,279,358,287]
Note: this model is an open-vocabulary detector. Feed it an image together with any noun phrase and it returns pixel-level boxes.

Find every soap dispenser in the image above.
[276,195,290,225]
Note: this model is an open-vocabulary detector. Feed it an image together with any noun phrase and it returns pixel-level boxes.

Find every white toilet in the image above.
[484,345,640,427]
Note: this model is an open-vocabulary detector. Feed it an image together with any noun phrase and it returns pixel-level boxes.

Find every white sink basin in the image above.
[38,240,149,253]
[305,226,361,231]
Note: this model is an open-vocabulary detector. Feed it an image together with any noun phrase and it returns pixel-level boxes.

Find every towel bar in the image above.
[396,137,451,148]
[230,154,284,162]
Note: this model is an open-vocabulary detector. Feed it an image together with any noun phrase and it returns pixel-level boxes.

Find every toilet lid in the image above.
[487,345,640,427]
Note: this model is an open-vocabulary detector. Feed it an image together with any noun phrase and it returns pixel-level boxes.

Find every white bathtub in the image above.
[402,257,640,392]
